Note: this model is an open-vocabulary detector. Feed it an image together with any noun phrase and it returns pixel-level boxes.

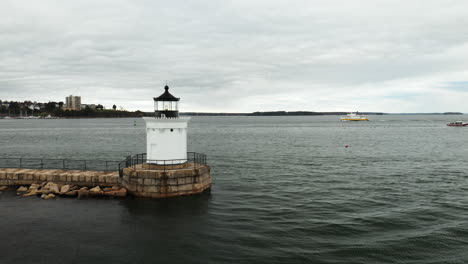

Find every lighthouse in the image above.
[120,84,211,198]
[143,85,190,164]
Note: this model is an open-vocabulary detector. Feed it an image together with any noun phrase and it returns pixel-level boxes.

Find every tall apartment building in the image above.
[65,95,81,110]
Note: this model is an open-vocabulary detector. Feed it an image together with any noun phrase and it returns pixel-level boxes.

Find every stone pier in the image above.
[0,164,212,199]
[0,168,119,187]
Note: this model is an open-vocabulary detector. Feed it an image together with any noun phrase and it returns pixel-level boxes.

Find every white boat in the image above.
[340,112,369,121]
[20,116,40,119]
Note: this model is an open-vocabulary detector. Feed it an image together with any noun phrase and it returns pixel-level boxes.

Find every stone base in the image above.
[141,162,189,170]
[120,164,211,198]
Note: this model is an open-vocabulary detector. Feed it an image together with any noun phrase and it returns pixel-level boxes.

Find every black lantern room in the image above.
[154,85,180,118]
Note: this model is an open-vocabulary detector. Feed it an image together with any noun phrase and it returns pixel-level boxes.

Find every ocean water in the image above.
[1,115,468,264]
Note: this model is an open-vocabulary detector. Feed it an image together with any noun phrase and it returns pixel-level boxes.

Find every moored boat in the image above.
[340,112,369,121]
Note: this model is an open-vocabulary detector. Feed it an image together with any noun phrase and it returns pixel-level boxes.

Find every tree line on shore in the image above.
[0,99,143,118]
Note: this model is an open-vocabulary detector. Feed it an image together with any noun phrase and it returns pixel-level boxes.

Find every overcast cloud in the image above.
[1,0,467,112]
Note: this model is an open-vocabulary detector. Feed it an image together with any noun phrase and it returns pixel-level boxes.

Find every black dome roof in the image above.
[153,85,180,101]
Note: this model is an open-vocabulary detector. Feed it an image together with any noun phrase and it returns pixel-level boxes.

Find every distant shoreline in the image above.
[0,111,464,119]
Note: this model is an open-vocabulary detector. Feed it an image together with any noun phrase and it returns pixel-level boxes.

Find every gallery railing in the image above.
[119,152,207,176]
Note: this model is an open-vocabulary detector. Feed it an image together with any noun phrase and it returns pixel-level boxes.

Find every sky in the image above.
[0,0,468,113]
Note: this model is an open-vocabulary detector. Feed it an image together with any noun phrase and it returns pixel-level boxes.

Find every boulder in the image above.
[23,191,39,197]
[90,186,102,193]
[103,187,119,192]
[30,183,41,189]
[41,186,50,192]
[24,186,40,196]
[49,184,60,194]
[38,189,51,195]
[43,193,56,200]
[89,186,104,197]
[0,186,9,191]
[79,187,89,191]
[60,185,70,194]
[104,188,127,197]
[16,186,28,192]
[29,187,39,192]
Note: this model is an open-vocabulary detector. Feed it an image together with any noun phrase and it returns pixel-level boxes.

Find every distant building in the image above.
[28,105,41,111]
[64,95,81,110]
[81,104,97,110]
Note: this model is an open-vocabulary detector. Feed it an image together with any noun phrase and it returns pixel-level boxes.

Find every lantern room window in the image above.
[153,85,180,118]
[155,100,179,111]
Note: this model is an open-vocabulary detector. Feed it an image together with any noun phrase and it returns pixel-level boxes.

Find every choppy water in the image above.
[1,115,468,263]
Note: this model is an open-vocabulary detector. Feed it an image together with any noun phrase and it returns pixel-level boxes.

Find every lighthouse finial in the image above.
[164,81,169,91]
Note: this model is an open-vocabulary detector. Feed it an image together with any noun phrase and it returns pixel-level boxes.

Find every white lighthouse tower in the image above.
[143,85,190,164]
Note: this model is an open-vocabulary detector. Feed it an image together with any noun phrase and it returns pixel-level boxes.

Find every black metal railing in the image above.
[119,152,207,176]
[0,158,122,171]
[0,152,207,177]
[0,152,207,176]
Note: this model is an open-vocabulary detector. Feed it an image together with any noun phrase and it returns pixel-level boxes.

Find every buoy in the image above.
[345,145,349,148]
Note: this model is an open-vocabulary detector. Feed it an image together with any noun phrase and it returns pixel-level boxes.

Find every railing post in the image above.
[40,159,44,169]
[105,161,108,171]
[84,160,87,170]
[19,158,22,168]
